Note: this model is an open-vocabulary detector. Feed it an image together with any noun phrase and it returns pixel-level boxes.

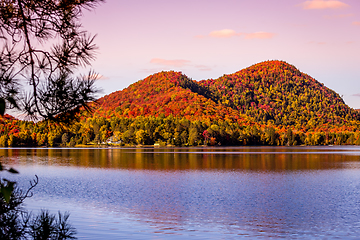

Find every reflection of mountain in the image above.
[16,154,360,239]
[1,148,358,171]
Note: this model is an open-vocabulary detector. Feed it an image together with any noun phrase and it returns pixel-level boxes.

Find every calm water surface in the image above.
[1,146,360,239]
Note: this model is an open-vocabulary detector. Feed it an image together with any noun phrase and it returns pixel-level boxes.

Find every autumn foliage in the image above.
[2,60,360,147]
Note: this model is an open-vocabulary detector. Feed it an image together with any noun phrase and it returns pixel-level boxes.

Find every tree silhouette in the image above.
[0,0,104,119]
[0,1,104,238]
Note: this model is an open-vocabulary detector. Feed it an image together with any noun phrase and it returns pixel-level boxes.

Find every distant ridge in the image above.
[92,60,359,131]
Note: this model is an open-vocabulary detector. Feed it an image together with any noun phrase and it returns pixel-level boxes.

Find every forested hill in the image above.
[2,60,360,147]
[93,60,359,131]
[93,71,254,125]
[198,60,360,129]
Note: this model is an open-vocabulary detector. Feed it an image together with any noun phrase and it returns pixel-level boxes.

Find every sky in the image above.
[80,0,360,108]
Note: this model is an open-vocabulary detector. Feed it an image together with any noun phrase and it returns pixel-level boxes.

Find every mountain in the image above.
[3,60,360,147]
[197,60,359,129]
[93,71,254,125]
[91,60,359,131]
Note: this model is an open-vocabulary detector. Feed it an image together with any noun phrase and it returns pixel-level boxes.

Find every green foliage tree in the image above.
[135,129,145,145]
[69,137,76,147]
[61,133,69,146]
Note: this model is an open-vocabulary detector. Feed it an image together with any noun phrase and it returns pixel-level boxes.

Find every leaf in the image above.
[8,168,19,174]
[0,98,5,116]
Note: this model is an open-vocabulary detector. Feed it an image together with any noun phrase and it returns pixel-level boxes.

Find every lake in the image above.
[1,146,360,239]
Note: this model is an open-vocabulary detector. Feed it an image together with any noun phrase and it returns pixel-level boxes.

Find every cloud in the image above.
[150,58,191,67]
[209,29,241,38]
[298,0,349,10]
[353,21,360,26]
[352,93,360,97]
[205,29,274,40]
[245,32,275,39]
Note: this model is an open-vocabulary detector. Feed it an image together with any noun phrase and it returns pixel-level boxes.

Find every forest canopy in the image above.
[2,60,360,147]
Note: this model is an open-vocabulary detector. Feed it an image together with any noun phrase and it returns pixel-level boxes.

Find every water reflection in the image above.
[1,147,360,171]
[2,147,360,239]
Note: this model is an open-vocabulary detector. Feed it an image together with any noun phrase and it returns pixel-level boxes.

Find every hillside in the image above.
[3,60,360,147]
[198,61,360,130]
[92,60,359,132]
[93,71,254,125]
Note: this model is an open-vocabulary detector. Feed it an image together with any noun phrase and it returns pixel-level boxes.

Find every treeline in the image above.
[2,115,360,147]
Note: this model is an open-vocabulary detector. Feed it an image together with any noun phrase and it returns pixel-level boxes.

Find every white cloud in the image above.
[245,32,275,39]
[205,29,274,40]
[209,29,240,38]
[299,0,349,10]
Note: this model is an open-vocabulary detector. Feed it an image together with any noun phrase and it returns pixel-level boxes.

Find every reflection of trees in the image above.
[2,148,359,238]
[0,148,356,171]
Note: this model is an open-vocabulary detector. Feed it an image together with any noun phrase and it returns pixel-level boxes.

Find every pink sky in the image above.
[81,0,360,108]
